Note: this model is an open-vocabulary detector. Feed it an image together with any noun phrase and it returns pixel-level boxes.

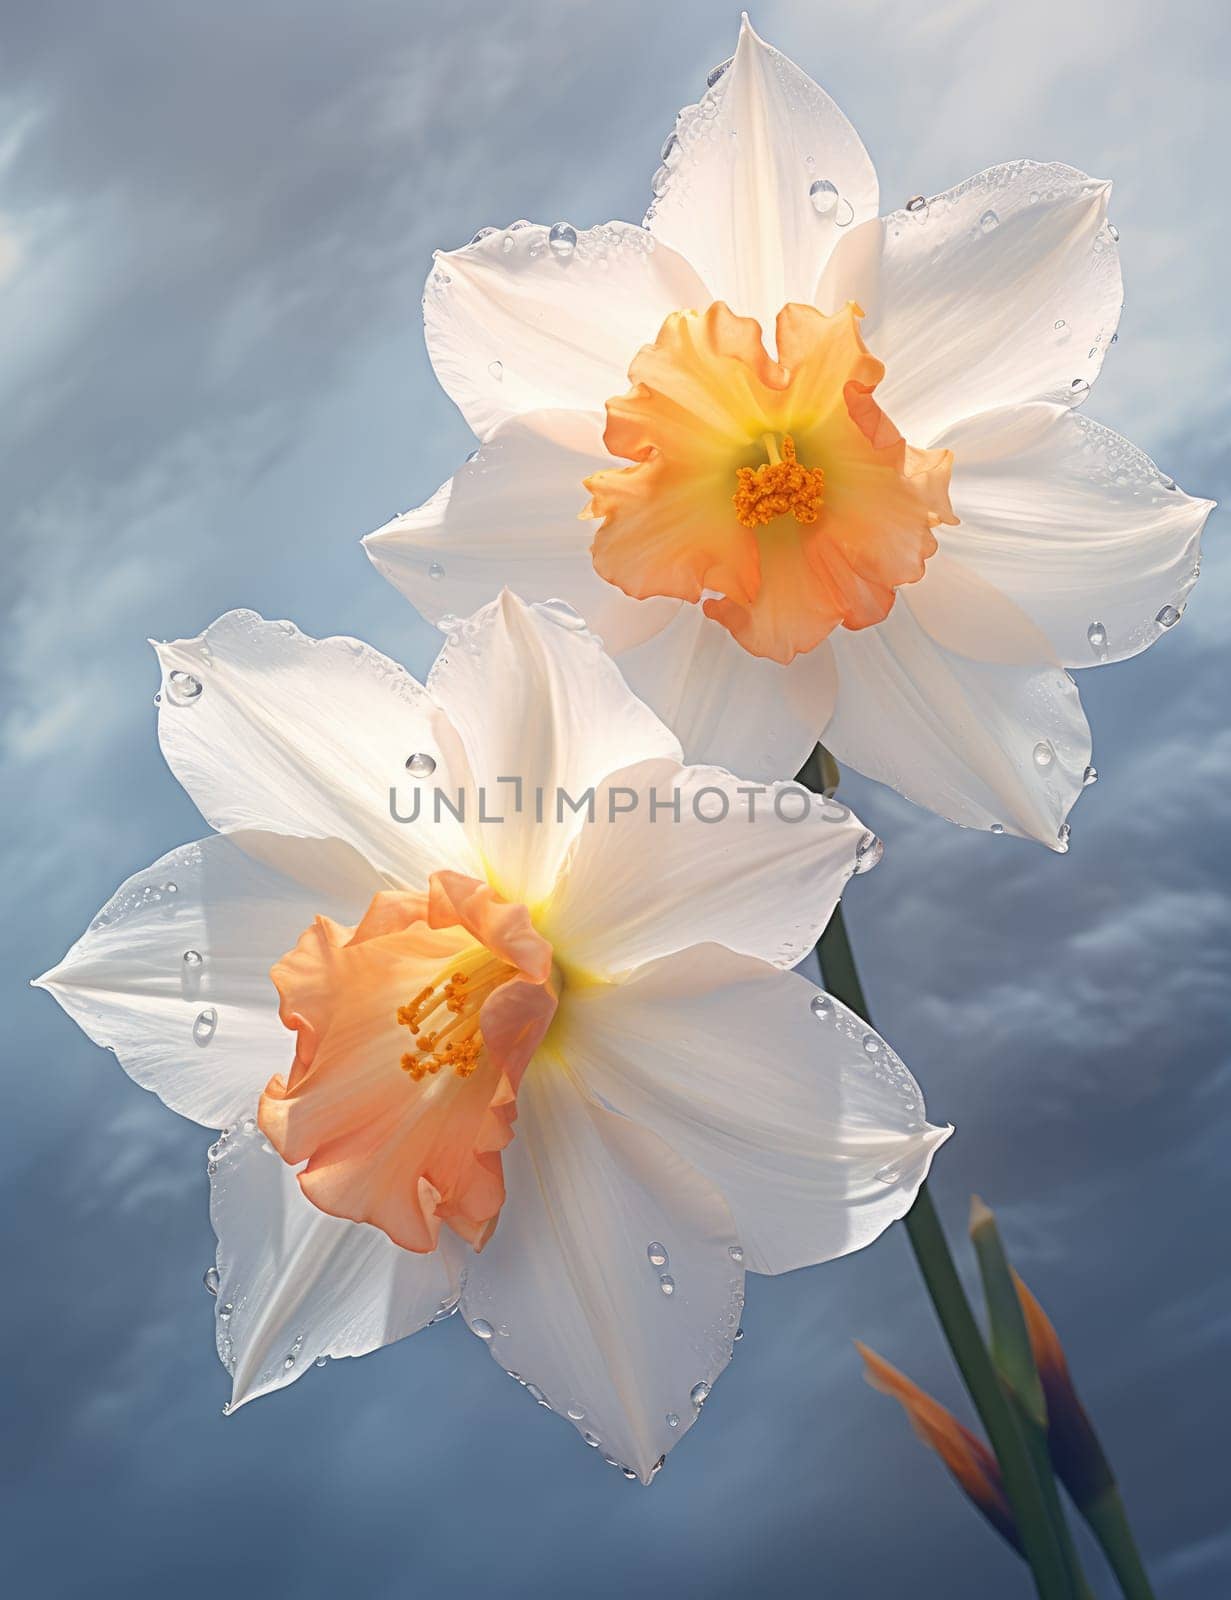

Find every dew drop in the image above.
[1057,823,1072,852]
[990,823,1006,835]
[734,1327,744,1342]
[862,1034,881,1056]
[193,1007,218,1047]
[163,882,178,895]
[583,1431,601,1448]
[314,1355,329,1368]
[525,1383,547,1404]
[1087,620,1108,652]
[1107,223,1120,242]
[647,1241,669,1269]
[219,1302,233,1321]
[809,993,833,1021]
[853,831,883,875]
[566,1404,586,1422]
[834,197,855,227]
[405,752,436,778]
[548,221,578,259]
[283,1354,297,1371]
[203,1265,220,1296]
[658,1274,675,1296]
[488,359,504,381]
[471,1318,495,1340]
[428,561,445,582]
[666,1411,680,1429]
[905,194,928,218]
[660,131,679,162]
[706,58,732,88]
[621,1467,638,1481]
[979,209,999,233]
[1155,604,1181,629]
[501,234,515,253]
[165,669,203,706]
[183,950,203,968]
[808,179,839,217]
[651,164,672,197]
[1082,765,1098,787]
[689,1381,711,1407]
[1070,378,1090,400]
[728,1244,744,1264]
[1032,741,1055,769]
[1054,318,1067,331]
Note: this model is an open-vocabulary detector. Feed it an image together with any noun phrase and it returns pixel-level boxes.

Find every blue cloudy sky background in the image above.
[2,1,1228,1595]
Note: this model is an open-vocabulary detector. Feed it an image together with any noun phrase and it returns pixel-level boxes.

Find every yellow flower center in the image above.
[733,433,825,529]
[583,301,957,664]
[395,947,513,1081]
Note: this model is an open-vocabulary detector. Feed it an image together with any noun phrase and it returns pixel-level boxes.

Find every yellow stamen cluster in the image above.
[397,970,484,1082]
[732,433,825,529]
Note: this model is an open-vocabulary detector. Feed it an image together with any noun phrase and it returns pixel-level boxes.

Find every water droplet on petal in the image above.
[1054,318,1067,331]
[728,1244,744,1264]
[620,1467,638,1481]
[314,1355,329,1368]
[1107,223,1119,241]
[651,164,672,197]
[566,1404,586,1421]
[583,1431,601,1448]
[658,1274,675,1296]
[1070,378,1090,400]
[979,209,1000,232]
[905,194,928,218]
[647,1241,668,1269]
[428,561,445,582]
[166,669,203,706]
[405,752,436,778]
[283,1354,297,1371]
[666,1411,680,1429]
[1082,765,1098,787]
[1087,620,1108,652]
[488,359,503,381]
[990,823,1006,835]
[548,222,577,259]
[809,179,839,217]
[1155,604,1181,629]
[706,58,732,88]
[834,197,855,227]
[193,1007,218,1047]
[525,1382,547,1404]
[689,1382,711,1407]
[183,950,203,968]
[1032,741,1055,769]
[862,1034,881,1056]
[203,1265,220,1296]
[809,993,833,1021]
[219,1302,233,1321]
[734,1327,744,1342]
[471,1318,495,1340]
[1056,823,1072,852]
[853,831,883,874]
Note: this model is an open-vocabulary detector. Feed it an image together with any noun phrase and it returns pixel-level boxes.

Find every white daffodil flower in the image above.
[367,15,1213,850]
[36,592,948,1483]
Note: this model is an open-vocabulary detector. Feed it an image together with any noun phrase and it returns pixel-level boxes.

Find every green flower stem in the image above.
[817,904,1079,1600]
[1083,1488,1156,1600]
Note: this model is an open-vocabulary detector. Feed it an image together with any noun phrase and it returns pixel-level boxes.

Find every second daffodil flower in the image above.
[36,593,948,1483]
[367,15,1213,850]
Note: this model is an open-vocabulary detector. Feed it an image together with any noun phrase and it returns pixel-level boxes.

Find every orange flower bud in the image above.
[857,1343,1021,1552]
[1014,1274,1115,1513]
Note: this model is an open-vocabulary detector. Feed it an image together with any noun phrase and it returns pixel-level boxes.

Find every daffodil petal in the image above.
[154,610,476,886]
[823,587,1092,847]
[819,162,1121,444]
[425,593,681,909]
[934,403,1213,665]
[561,946,951,1277]
[647,15,877,331]
[617,603,837,782]
[209,1123,459,1410]
[363,409,679,654]
[425,223,711,439]
[34,831,384,1130]
[543,757,868,978]
[457,1053,742,1483]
